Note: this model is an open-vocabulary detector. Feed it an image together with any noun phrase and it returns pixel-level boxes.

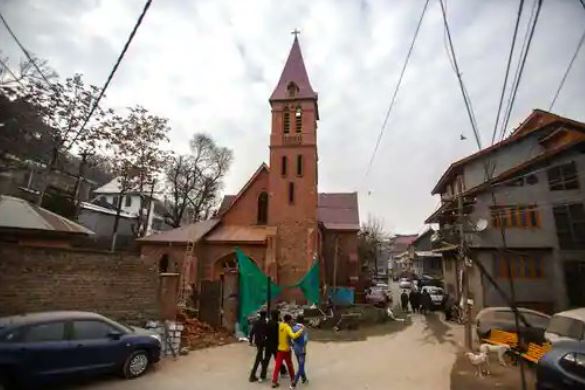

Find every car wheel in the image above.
[123,350,150,379]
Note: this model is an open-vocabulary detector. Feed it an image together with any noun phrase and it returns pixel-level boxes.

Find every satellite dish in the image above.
[431,232,440,242]
[475,218,488,232]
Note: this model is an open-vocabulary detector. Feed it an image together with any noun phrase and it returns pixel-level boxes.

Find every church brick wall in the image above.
[221,169,269,226]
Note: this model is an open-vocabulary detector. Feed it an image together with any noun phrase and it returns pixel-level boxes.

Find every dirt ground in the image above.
[68,313,460,390]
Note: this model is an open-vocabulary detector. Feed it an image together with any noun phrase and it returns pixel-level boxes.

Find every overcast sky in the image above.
[2,0,584,234]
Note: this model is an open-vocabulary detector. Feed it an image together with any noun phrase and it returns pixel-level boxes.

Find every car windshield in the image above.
[547,316,585,339]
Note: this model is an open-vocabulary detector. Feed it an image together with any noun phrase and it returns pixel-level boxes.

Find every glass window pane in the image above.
[25,322,66,342]
[73,321,116,340]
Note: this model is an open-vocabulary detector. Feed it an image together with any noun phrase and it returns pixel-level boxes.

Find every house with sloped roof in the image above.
[426,109,585,314]
[138,36,360,318]
[0,195,94,247]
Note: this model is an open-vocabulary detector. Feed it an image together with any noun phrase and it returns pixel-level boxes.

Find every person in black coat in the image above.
[249,311,268,382]
[260,310,287,380]
[421,290,432,315]
[408,289,418,313]
[400,291,409,312]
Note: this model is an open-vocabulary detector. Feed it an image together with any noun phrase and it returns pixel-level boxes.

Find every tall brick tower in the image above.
[268,35,319,293]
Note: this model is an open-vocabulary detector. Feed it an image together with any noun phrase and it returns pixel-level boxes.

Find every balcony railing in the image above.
[283,133,302,145]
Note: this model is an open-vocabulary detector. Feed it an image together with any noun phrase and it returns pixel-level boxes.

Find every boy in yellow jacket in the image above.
[271,314,304,388]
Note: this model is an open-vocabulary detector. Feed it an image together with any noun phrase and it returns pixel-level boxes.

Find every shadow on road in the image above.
[421,312,458,346]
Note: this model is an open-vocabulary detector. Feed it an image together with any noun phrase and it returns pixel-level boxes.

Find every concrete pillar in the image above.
[159,273,180,320]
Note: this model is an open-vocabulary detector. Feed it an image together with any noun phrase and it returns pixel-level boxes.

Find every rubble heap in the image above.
[177,312,235,350]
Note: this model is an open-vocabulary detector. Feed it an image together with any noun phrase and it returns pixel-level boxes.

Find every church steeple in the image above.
[270,35,317,103]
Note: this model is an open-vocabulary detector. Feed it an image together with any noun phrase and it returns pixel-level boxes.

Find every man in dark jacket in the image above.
[408,289,418,313]
[400,290,409,312]
[249,311,268,382]
[261,310,287,380]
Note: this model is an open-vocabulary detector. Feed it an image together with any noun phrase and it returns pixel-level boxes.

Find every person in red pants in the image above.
[271,314,304,388]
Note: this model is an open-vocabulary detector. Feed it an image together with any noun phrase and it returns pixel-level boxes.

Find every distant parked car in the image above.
[366,286,392,308]
[545,309,585,344]
[419,275,444,289]
[0,311,161,389]
[475,307,551,344]
[398,278,411,290]
[420,286,444,309]
[537,340,585,390]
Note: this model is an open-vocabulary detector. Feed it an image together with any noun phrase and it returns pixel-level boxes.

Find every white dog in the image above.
[465,351,490,377]
[479,343,511,367]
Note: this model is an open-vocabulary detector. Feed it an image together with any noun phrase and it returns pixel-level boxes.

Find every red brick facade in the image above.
[140,37,360,304]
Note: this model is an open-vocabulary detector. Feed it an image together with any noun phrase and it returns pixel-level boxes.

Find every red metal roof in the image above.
[431,110,585,195]
[138,219,220,244]
[270,37,317,102]
[317,193,360,231]
[205,225,277,243]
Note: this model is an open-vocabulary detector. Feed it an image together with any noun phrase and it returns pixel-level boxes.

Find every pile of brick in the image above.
[177,313,235,350]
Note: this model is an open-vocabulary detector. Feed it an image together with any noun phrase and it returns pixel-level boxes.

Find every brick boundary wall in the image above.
[0,245,160,324]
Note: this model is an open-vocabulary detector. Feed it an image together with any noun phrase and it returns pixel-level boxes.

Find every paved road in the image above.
[73,311,463,390]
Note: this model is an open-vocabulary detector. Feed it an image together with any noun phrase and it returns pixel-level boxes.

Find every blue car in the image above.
[537,340,585,390]
[0,311,161,389]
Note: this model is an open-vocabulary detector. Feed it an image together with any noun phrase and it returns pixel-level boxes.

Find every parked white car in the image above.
[398,278,411,290]
[421,286,444,308]
[545,308,585,344]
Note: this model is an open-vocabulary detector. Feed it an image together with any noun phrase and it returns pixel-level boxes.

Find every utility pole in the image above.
[332,235,339,311]
[457,176,472,350]
[73,150,92,218]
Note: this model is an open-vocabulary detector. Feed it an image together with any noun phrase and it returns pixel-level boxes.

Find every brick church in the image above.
[140,36,360,309]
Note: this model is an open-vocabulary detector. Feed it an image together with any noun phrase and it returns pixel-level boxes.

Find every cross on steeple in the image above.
[291,29,300,38]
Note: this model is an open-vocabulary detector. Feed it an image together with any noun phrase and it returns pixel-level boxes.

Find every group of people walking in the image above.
[400,288,432,314]
[248,310,308,389]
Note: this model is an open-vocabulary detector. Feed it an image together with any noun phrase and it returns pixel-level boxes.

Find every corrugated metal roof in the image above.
[205,225,277,243]
[138,219,220,244]
[0,195,94,235]
[317,193,359,231]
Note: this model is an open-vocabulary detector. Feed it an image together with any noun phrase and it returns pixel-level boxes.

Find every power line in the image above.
[438,0,482,150]
[0,11,52,86]
[549,28,585,110]
[498,0,543,142]
[74,0,153,143]
[491,0,525,146]
[363,0,430,180]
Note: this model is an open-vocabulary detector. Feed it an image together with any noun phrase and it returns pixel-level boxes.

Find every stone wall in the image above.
[0,245,160,323]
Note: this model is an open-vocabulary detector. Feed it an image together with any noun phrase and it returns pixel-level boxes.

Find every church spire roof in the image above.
[270,35,317,102]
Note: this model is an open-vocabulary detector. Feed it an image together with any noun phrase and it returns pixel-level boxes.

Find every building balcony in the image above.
[283,133,302,145]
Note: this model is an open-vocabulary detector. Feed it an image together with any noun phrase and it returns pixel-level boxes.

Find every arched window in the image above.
[297,154,303,176]
[288,182,295,204]
[159,254,169,273]
[287,82,298,97]
[281,156,288,176]
[295,107,302,133]
[283,108,290,134]
[257,192,268,225]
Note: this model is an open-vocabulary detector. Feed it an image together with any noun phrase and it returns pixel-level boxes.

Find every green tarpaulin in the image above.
[236,248,320,335]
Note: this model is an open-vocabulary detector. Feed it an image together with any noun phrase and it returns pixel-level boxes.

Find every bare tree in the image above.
[358,215,388,277]
[18,74,109,205]
[102,105,170,250]
[0,53,58,92]
[165,133,233,228]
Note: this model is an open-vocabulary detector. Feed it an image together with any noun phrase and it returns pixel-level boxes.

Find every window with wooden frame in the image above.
[295,107,302,133]
[281,156,287,176]
[494,254,544,279]
[490,205,541,228]
[288,182,295,204]
[547,161,579,191]
[296,154,303,176]
[283,108,290,134]
[125,195,132,207]
[553,203,585,249]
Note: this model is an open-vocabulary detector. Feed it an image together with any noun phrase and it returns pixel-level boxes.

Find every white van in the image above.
[544,308,585,344]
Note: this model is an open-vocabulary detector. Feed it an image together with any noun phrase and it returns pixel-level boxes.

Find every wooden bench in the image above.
[482,329,518,348]
[522,342,552,364]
